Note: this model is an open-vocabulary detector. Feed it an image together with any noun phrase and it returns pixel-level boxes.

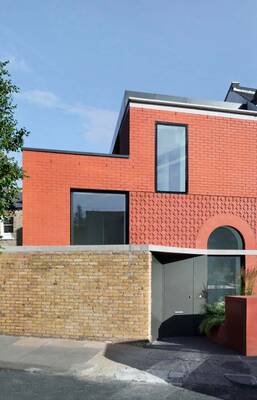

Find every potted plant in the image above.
[199,301,225,336]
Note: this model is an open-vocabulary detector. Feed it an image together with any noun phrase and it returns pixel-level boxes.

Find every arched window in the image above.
[208,226,243,250]
[207,226,244,304]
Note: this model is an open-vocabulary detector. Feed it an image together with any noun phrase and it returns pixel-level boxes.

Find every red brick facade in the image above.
[23,105,257,256]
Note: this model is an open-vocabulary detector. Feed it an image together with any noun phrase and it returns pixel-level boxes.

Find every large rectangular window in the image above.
[156,123,187,193]
[71,191,127,245]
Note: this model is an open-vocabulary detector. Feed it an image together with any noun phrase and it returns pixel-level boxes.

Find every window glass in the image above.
[208,226,243,249]
[157,124,186,192]
[4,217,14,233]
[208,256,241,303]
[71,192,126,245]
[207,226,243,303]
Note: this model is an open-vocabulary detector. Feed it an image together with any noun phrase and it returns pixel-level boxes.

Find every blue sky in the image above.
[1,0,257,155]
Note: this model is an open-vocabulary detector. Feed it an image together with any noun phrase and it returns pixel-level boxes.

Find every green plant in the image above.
[199,301,225,335]
[0,60,29,220]
[241,267,257,296]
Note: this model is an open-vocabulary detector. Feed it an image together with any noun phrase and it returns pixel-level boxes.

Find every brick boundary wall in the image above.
[0,250,152,341]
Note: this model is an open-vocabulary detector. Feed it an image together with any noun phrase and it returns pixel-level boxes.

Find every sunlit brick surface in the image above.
[23,106,257,249]
[0,251,151,341]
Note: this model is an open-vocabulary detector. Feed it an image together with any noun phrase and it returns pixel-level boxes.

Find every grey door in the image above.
[163,258,194,320]
[159,256,207,337]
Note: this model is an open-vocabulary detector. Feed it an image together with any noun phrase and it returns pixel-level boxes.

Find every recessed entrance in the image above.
[151,226,245,340]
[152,254,207,339]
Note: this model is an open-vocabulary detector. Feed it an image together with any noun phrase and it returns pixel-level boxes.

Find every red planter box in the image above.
[209,296,257,356]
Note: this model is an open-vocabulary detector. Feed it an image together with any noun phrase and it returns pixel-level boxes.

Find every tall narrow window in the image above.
[207,226,244,304]
[71,191,127,245]
[156,124,187,193]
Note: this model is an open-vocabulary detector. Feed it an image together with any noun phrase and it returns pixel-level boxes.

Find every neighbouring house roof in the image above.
[224,82,257,110]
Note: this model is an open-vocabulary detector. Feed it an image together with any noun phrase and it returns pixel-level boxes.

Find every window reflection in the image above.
[71,192,127,245]
[157,124,186,192]
[207,226,243,303]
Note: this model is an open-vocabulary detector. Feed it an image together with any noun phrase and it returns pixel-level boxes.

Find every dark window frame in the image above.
[155,122,188,194]
[70,189,129,245]
[207,226,245,250]
[3,216,14,233]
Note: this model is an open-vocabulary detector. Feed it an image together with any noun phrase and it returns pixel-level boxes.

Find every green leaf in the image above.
[199,301,225,335]
[0,60,29,218]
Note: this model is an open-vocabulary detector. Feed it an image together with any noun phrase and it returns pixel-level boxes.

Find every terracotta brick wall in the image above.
[0,250,151,341]
[23,105,257,249]
[130,192,257,248]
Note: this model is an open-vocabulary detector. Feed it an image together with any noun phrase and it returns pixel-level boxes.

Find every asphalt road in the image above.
[0,369,216,400]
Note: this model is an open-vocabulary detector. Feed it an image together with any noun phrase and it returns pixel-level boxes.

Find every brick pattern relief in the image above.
[0,251,151,341]
[130,192,257,248]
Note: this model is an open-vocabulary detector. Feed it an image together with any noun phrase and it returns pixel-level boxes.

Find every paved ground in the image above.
[0,335,105,373]
[0,369,216,400]
[105,337,257,399]
[1,335,257,399]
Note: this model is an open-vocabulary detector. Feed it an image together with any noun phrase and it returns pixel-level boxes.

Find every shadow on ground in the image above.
[104,337,257,400]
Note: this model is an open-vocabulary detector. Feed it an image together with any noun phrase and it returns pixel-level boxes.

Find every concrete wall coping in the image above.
[0,244,150,253]
[1,244,257,255]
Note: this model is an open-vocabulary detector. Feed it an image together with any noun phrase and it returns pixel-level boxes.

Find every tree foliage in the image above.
[0,60,29,218]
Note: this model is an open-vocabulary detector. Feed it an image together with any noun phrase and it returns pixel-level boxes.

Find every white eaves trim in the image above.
[130,101,257,121]
[148,245,257,256]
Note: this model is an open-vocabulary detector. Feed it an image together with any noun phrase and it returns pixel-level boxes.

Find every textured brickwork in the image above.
[0,251,151,341]
[23,105,257,249]
[130,192,257,248]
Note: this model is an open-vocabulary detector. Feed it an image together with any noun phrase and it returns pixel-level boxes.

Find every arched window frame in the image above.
[207,225,244,250]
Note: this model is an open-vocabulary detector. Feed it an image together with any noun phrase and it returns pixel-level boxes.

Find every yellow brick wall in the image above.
[0,251,151,341]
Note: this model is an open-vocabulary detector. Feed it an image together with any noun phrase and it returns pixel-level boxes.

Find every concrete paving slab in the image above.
[0,336,19,347]
[0,345,40,364]
[0,335,104,373]
[45,338,105,349]
[13,337,49,348]
[19,346,101,371]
